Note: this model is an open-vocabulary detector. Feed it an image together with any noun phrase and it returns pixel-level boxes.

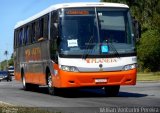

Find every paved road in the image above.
[0,80,160,113]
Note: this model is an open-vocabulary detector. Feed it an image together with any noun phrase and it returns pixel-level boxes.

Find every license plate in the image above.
[95,78,107,83]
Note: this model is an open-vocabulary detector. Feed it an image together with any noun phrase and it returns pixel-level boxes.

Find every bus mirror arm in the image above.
[136,21,141,41]
[56,36,61,46]
[132,17,141,41]
[54,52,58,64]
[52,37,59,51]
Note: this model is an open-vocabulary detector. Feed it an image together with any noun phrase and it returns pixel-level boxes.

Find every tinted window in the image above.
[24,26,29,45]
[19,28,23,46]
[43,14,49,39]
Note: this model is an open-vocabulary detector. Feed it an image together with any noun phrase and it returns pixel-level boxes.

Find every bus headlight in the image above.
[60,65,79,72]
[123,64,137,71]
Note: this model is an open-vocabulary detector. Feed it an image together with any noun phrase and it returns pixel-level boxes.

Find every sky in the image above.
[0,0,99,62]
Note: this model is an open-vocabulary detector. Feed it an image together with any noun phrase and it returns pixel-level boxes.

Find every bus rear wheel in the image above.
[104,85,120,97]
[22,73,31,90]
[47,72,58,95]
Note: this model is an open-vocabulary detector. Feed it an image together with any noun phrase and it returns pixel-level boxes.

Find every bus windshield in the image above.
[58,7,135,56]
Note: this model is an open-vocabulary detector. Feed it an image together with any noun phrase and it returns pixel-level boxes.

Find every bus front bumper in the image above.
[52,69,137,88]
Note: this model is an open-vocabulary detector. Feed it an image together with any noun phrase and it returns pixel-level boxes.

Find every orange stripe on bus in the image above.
[15,72,46,85]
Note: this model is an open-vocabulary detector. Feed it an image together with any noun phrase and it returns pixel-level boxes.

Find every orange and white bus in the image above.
[14,2,139,96]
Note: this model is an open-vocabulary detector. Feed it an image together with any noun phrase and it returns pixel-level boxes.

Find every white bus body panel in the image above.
[58,56,137,72]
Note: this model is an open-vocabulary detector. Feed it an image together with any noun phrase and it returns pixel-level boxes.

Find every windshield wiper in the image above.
[106,40,120,58]
[82,40,120,59]
[82,36,94,59]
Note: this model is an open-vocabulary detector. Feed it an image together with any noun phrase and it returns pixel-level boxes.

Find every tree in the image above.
[4,50,8,57]
[137,30,160,71]
[8,53,14,66]
[0,53,14,70]
[4,50,9,68]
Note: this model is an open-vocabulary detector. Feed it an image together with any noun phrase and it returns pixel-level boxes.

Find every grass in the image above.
[137,72,160,81]
[0,102,53,113]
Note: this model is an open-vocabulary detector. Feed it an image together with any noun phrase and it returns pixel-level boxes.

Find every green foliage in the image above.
[0,60,7,70]
[8,58,14,66]
[137,30,160,71]
[0,54,14,70]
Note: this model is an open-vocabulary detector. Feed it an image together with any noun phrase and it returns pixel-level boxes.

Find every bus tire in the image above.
[22,72,39,91]
[22,72,31,90]
[47,72,57,95]
[104,85,120,97]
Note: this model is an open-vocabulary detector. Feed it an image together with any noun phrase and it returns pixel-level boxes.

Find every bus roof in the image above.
[14,2,129,29]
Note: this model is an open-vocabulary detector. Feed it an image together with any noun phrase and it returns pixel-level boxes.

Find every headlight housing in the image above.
[60,65,79,72]
[123,64,137,71]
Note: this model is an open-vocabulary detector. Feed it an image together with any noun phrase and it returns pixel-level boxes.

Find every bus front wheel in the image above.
[104,85,120,97]
[47,72,58,95]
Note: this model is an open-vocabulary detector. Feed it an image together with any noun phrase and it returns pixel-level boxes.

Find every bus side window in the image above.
[43,14,49,40]
[36,20,41,41]
[39,18,44,39]
[28,24,32,44]
[14,31,16,48]
[21,28,24,46]
[14,31,15,48]
[19,28,23,46]
[51,11,58,39]
[32,22,36,43]
[24,26,29,45]
[16,30,19,47]
[50,11,58,62]
[37,17,44,41]
[22,28,25,46]
[14,30,18,48]
[23,27,26,45]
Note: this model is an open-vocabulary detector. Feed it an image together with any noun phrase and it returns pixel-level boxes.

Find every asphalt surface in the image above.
[0,78,160,113]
